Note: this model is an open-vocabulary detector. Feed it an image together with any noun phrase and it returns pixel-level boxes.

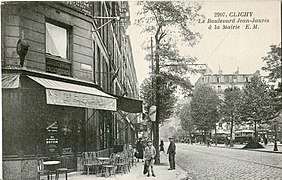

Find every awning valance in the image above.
[28,76,117,111]
[113,95,143,113]
[2,74,20,89]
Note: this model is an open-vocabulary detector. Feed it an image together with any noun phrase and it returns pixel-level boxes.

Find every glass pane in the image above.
[46,22,67,59]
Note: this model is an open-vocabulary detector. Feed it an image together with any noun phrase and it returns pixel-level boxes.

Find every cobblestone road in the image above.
[175,143,282,180]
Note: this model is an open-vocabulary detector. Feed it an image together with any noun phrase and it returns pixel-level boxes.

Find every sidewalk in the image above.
[49,153,188,180]
[195,142,282,154]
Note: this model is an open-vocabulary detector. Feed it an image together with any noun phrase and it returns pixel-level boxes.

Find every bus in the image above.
[235,130,254,144]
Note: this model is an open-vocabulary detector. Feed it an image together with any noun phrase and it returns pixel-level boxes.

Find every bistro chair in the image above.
[83,152,102,176]
[124,152,131,172]
[101,153,117,177]
[55,156,69,180]
[83,152,94,175]
[37,157,50,180]
[115,153,127,175]
[91,152,102,176]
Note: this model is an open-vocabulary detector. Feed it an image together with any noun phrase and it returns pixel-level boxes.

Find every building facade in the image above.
[195,69,260,99]
[1,2,142,179]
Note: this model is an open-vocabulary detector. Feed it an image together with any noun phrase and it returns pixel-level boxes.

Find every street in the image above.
[175,143,282,180]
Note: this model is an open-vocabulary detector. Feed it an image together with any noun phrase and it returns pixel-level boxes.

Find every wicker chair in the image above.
[115,153,127,175]
[55,156,69,180]
[101,153,117,177]
[37,157,50,180]
[83,152,102,176]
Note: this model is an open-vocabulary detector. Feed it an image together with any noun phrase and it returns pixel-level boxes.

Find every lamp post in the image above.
[273,120,278,151]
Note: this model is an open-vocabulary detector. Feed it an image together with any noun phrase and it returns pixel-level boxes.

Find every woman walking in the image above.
[160,140,164,152]
[135,138,144,162]
[144,140,156,177]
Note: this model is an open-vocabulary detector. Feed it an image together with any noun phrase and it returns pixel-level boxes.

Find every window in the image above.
[218,86,221,92]
[45,21,72,76]
[46,22,68,59]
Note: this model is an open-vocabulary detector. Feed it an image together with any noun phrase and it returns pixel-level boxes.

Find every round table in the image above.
[97,157,112,177]
[43,161,60,180]
[97,157,111,164]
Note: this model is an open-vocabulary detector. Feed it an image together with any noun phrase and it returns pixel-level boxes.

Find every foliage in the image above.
[136,1,203,45]
[220,87,242,124]
[179,100,194,133]
[140,73,177,124]
[190,84,221,131]
[240,76,276,123]
[262,43,281,82]
[262,43,282,112]
[137,1,204,95]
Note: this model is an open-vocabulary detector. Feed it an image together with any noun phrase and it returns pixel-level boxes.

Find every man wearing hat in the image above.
[144,139,156,177]
[167,137,176,170]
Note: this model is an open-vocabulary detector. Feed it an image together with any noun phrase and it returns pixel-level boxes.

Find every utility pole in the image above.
[154,35,160,164]
[150,37,154,140]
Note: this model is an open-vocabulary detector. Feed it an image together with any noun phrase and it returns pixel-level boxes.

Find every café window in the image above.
[45,21,72,76]
[46,22,68,59]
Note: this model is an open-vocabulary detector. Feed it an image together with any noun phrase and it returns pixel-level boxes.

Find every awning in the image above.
[28,76,117,111]
[114,95,143,113]
[2,74,20,89]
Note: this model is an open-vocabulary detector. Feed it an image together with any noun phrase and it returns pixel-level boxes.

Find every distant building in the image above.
[195,68,260,99]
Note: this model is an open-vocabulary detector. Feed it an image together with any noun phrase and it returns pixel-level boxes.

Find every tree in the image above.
[140,73,177,124]
[190,85,220,142]
[179,100,194,136]
[240,76,276,148]
[262,43,282,112]
[137,1,203,164]
[262,43,281,83]
[220,87,242,146]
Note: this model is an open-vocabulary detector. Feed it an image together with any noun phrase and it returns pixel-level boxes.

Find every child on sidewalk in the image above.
[144,140,156,177]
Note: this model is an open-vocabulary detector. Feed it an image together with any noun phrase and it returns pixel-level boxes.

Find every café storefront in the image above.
[2,69,118,180]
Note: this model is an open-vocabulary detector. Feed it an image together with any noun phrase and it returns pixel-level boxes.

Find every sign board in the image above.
[149,105,156,122]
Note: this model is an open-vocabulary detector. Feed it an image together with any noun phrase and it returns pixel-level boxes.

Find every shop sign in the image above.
[46,89,117,111]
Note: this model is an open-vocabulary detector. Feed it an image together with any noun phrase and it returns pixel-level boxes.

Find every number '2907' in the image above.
[214,12,226,17]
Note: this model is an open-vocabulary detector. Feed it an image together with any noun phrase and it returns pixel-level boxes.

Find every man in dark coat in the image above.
[167,137,176,170]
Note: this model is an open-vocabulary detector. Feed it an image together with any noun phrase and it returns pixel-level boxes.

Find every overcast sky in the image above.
[127,0,281,85]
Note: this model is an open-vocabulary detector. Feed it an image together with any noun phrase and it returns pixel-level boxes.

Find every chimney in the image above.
[234,67,239,75]
[218,67,222,74]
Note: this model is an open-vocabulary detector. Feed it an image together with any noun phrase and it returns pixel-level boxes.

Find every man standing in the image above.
[167,137,176,170]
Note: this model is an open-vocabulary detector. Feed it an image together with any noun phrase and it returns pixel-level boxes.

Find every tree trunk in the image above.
[214,125,217,146]
[254,120,257,148]
[230,119,234,147]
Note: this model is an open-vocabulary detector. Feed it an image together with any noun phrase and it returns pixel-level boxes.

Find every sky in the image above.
[126,0,281,85]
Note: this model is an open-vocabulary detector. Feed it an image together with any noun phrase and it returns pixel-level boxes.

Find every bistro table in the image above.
[96,157,112,177]
[43,161,60,180]
[96,157,111,165]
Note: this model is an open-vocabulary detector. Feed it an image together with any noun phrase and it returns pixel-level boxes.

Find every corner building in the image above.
[1,2,142,179]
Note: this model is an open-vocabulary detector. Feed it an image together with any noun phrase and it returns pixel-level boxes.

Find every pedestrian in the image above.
[160,139,164,152]
[144,139,156,177]
[207,137,211,147]
[167,137,176,170]
[224,135,228,147]
[263,135,268,146]
[135,138,144,162]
